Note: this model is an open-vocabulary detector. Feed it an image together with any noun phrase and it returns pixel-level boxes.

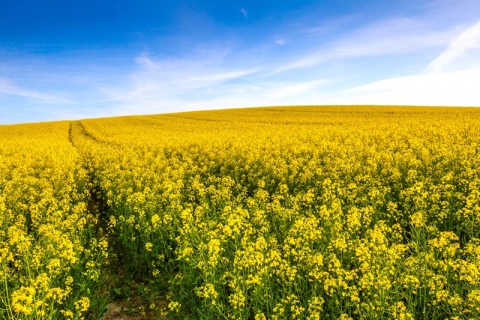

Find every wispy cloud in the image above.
[264,80,327,99]
[100,52,260,110]
[0,77,71,104]
[275,18,455,73]
[274,38,286,46]
[135,55,161,71]
[424,20,480,73]
[240,8,248,18]
[188,69,259,82]
[301,14,358,35]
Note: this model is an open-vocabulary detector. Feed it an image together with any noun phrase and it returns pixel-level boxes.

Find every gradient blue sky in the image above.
[1,0,480,124]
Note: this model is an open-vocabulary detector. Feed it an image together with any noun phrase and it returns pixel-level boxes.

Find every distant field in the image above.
[1,106,480,319]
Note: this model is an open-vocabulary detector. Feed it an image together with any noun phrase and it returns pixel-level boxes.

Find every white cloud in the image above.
[100,53,260,109]
[275,38,286,46]
[264,80,327,99]
[0,77,71,104]
[301,14,358,35]
[339,68,480,106]
[275,18,456,73]
[424,20,480,73]
[135,55,161,71]
[188,68,259,82]
[240,8,248,18]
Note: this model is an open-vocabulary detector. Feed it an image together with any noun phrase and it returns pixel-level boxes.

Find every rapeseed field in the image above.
[1,106,480,319]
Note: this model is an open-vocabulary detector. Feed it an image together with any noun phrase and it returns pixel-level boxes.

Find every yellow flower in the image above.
[74,297,90,312]
[145,242,153,252]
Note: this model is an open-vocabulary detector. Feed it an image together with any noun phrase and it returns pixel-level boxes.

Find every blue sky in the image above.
[1,0,480,124]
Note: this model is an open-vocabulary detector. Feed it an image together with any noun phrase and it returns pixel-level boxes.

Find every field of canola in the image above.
[1,106,480,319]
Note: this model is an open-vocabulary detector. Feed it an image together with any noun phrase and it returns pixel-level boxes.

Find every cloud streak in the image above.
[0,77,71,104]
[424,20,480,73]
[135,55,161,70]
[275,18,455,73]
[100,52,261,110]
[188,68,259,82]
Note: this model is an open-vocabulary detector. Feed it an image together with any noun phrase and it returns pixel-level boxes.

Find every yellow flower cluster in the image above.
[2,106,480,319]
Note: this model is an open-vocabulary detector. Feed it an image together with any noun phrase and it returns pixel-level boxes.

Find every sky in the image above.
[1,0,480,124]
